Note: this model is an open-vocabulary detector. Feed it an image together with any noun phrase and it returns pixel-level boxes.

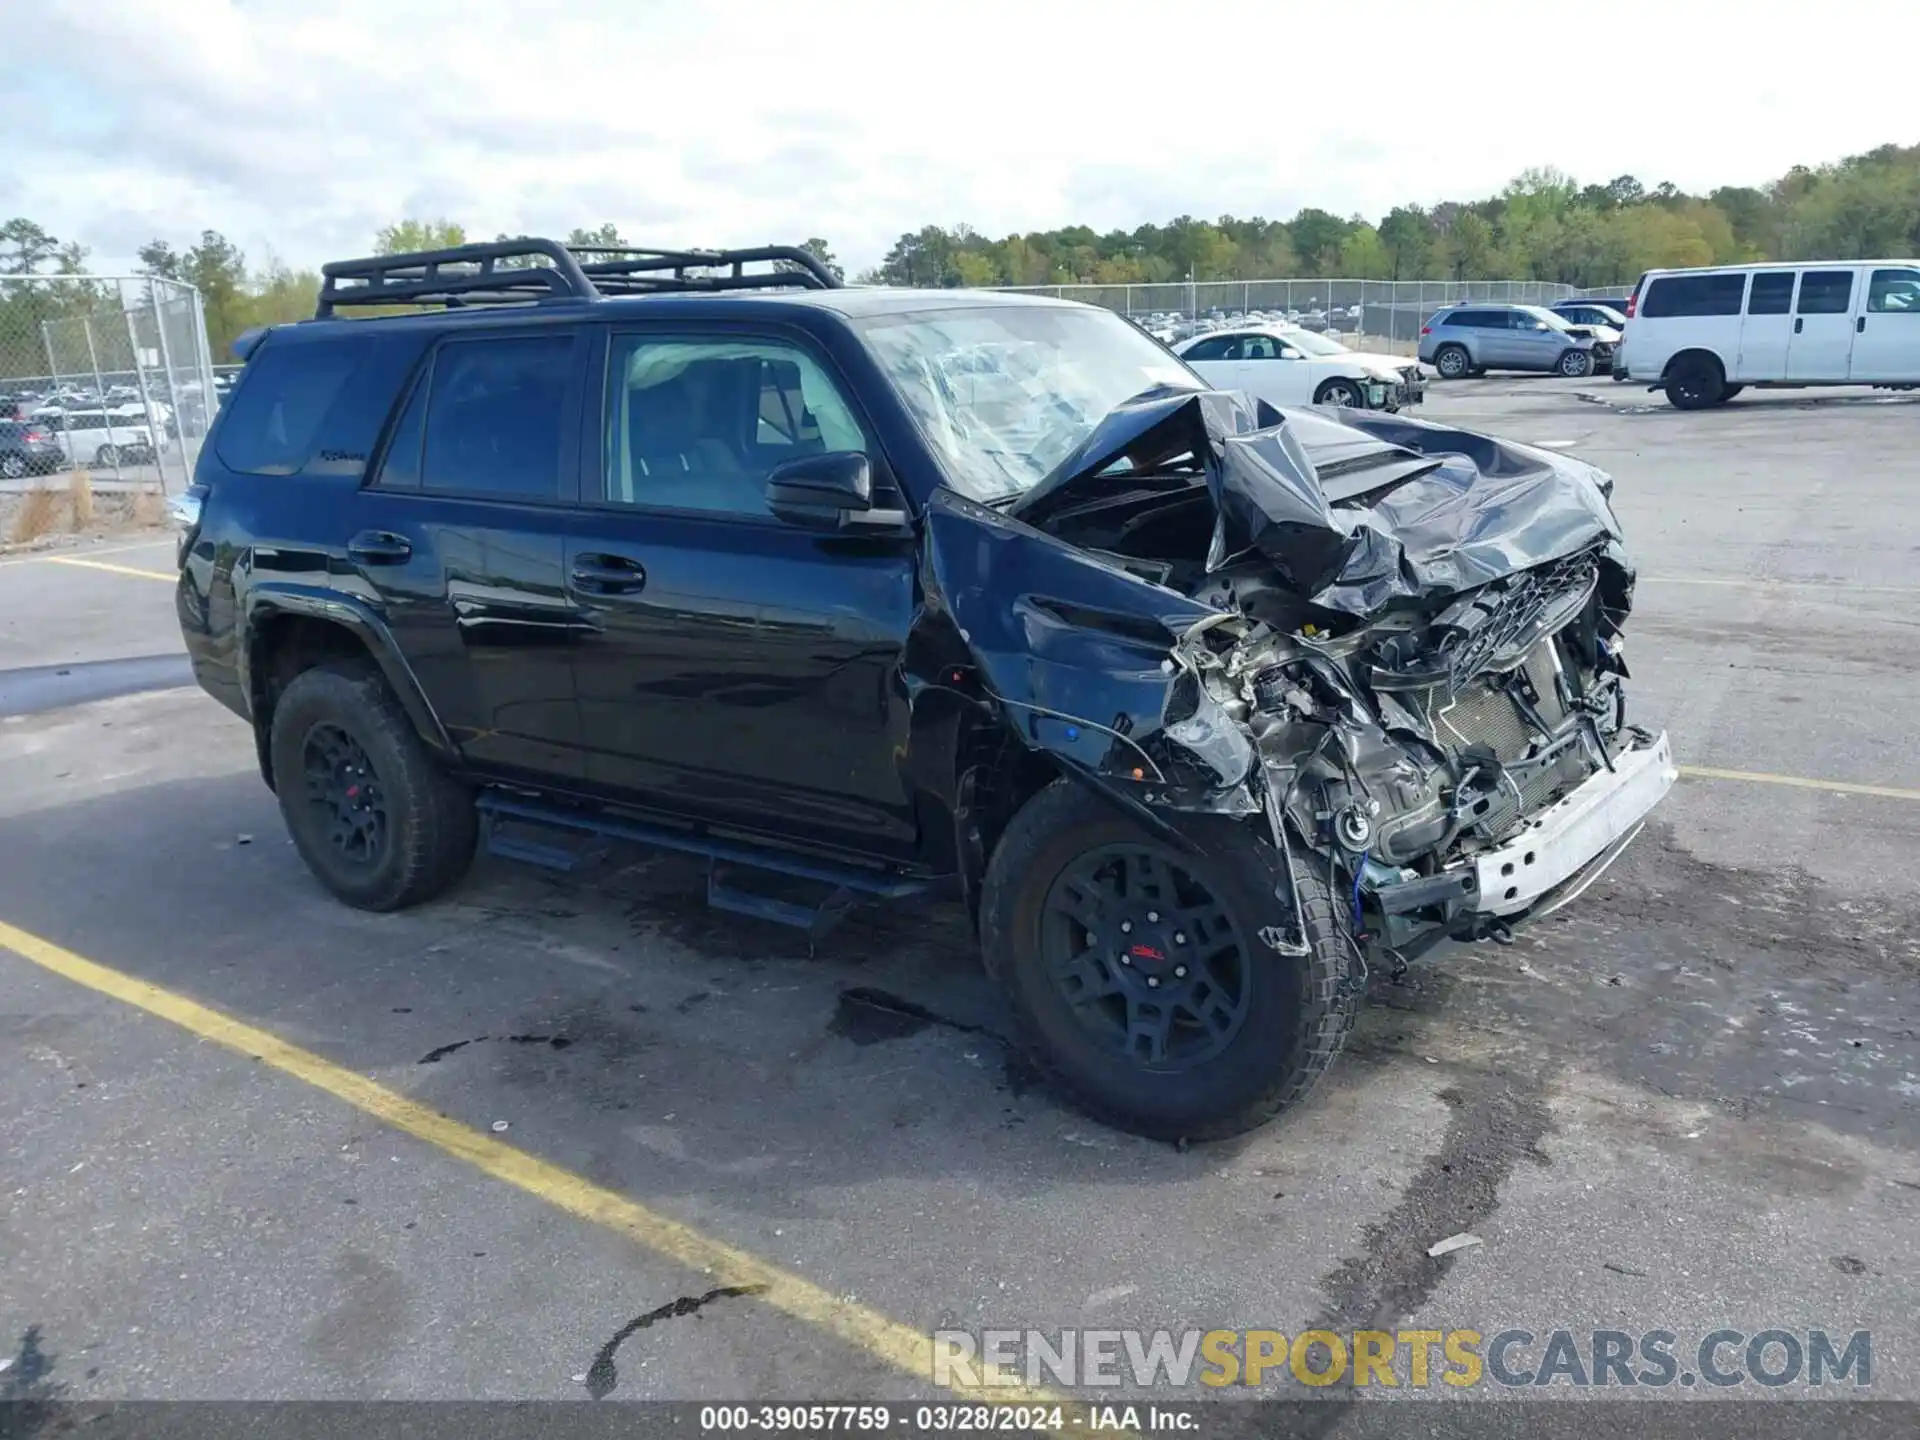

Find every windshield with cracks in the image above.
[857,304,1203,503]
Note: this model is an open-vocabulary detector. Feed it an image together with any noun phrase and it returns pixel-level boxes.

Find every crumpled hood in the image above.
[1008,388,1626,620]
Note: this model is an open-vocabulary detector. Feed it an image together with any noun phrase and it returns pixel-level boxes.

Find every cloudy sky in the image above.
[9,0,1912,276]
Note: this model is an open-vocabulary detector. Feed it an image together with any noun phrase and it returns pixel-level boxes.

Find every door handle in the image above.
[1794,317,1804,334]
[1857,315,1867,333]
[571,553,647,595]
[347,530,411,564]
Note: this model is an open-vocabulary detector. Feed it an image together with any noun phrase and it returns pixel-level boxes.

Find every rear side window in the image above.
[1746,272,1795,315]
[1182,336,1233,361]
[1796,270,1854,314]
[1641,273,1746,318]
[215,339,368,475]
[421,334,575,500]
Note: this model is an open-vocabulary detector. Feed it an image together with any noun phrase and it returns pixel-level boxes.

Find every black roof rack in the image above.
[314,239,840,319]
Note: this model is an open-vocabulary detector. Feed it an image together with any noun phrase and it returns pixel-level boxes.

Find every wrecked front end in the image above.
[937,389,1676,967]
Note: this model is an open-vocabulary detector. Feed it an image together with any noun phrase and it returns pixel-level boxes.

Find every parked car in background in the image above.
[1548,302,1627,367]
[1175,325,1424,410]
[0,420,66,478]
[1418,304,1600,378]
[45,406,164,466]
[1617,260,1920,408]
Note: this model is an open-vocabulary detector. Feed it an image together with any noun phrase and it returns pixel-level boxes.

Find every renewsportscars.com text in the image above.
[933,1327,1872,1390]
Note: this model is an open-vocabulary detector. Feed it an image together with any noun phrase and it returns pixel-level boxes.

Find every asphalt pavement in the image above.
[1,382,1915,1423]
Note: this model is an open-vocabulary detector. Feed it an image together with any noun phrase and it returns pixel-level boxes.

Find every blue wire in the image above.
[1350,852,1367,933]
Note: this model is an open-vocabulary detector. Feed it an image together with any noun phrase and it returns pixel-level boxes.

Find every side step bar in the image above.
[476,792,935,943]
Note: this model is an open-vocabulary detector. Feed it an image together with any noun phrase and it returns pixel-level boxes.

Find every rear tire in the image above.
[1665,354,1727,410]
[980,780,1357,1142]
[269,660,477,911]
[1433,344,1471,380]
[0,454,24,480]
[94,445,119,467]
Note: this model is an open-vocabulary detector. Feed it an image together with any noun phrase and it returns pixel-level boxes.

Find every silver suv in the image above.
[1418,304,1599,379]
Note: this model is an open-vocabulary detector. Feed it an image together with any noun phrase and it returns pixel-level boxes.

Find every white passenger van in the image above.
[1618,261,1920,409]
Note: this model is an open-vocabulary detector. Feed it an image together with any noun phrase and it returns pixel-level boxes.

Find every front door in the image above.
[1236,333,1309,405]
[1850,265,1920,382]
[568,326,921,859]
[1511,314,1564,370]
[1785,269,1858,381]
[1735,270,1796,381]
[348,329,590,781]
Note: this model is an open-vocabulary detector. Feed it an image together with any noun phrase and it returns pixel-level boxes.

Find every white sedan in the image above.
[1172,325,1425,411]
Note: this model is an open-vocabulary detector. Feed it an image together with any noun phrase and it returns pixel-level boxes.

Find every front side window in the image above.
[858,304,1202,503]
[1867,268,1920,313]
[421,334,575,500]
[602,336,867,518]
[1240,335,1281,360]
[1796,271,1855,315]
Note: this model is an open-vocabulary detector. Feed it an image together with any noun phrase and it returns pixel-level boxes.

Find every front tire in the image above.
[1557,349,1594,378]
[980,780,1357,1142]
[269,660,477,911]
[1314,378,1364,407]
[1434,344,1471,380]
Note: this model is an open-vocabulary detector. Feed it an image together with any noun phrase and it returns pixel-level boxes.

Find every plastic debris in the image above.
[1427,1233,1483,1259]
[491,1120,509,1133]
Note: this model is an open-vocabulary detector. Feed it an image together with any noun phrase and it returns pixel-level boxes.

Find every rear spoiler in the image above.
[231,326,271,362]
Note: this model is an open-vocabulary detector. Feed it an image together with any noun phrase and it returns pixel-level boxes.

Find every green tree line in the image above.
[4,140,1914,365]
[864,143,1920,289]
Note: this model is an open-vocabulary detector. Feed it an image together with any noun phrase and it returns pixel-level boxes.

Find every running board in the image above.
[476,792,933,941]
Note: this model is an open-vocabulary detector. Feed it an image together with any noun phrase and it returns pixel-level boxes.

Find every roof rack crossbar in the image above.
[316,239,598,318]
[573,244,842,291]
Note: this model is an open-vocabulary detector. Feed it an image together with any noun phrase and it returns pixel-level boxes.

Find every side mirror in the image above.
[1278,347,1304,361]
[765,451,900,531]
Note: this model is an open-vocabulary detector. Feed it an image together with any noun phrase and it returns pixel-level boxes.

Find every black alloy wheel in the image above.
[1040,843,1254,1068]
[301,722,388,867]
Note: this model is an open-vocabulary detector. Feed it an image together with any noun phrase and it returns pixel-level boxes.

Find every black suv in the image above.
[176,239,1673,1140]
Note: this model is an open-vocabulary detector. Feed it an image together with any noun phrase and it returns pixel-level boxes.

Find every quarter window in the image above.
[1640,273,1747,318]
[602,336,868,518]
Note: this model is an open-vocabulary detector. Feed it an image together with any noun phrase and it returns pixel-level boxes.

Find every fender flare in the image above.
[241,583,456,758]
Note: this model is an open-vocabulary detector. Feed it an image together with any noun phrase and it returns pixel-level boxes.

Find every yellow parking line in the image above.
[1680,765,1920,803]
[0,537,175,569]
[0,916,1051,1403]
[38,555,173,582]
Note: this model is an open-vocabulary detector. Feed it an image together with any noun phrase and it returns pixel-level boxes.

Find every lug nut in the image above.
[1146,976,1160,988]
[1120,954,1132,966]
[1174,931,1187,945]
[1120,920,1132,934]
[1147,910,1159,922]
[1174,965,1188,978]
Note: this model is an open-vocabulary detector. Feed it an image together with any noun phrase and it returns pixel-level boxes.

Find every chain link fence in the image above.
[987,277,1582,354]
[0,275,215,497]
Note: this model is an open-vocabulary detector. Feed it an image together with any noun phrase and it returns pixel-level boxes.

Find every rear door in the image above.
[1785,268,1857,380]
[567,324,922,859]
[1178,333,1247,391]
[350,328,592,780]
[1849,265,1920,382]
[1736,270,1796,380]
